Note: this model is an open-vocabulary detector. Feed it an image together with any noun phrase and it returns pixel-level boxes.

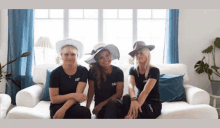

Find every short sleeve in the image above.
[79,67,88,83]
[148,67,160,80]
[49,69,60,88]
[129,67,136,76]
[116,68,124,82]
[88,68,95,81]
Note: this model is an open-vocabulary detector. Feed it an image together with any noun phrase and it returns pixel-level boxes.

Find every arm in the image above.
[59,81,87,111]
[98,81,124,107]
[52,81,87,119]
[128,75,136,99]
[86,80,95,108]
[49,88,75,104]
[137,78,157,106]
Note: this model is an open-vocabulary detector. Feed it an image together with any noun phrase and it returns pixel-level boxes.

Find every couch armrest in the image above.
[184,84,210,105]
[0,94,11,119]
[16,84,44,108]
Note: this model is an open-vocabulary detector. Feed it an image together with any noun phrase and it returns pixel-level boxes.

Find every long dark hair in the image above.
[89,49,111,89]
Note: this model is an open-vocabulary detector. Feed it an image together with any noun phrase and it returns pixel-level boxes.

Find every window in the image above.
[34,9,167,66]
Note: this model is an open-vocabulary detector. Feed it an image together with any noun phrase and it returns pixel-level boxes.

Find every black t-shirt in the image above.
[129,66,160,101]
[49,65,88,95]
[88,65,124,106]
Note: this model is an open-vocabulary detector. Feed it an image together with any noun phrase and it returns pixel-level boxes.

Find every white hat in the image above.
[85,43,120,64]
[56,39,84,59]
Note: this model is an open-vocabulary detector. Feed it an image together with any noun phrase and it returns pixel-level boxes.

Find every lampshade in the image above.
[34,37,53,49]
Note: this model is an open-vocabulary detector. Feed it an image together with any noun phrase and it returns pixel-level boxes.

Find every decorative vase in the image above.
[211,80,220,95]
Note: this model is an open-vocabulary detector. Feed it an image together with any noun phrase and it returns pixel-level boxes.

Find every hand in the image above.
[73,93,88,102]
[92,103,103,116]
[126,100,142,119]
[53,108,66,119]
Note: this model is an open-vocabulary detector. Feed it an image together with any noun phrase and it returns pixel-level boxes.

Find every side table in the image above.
[209,93,220,109]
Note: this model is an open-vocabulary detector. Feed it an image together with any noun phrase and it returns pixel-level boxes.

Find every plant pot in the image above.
[211,80,220,95]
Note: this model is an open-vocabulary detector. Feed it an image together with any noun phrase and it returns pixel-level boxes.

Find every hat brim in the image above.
[56,39,84,59]
[129,45,155,58]
[85,44,120,64]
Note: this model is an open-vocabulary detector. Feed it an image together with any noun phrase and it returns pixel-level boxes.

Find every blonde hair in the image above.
[129,48,154,78]
[61,45,78,56]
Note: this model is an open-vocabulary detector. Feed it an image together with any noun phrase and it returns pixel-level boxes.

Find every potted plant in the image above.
[194,37,220,95]
[0,52,31,90]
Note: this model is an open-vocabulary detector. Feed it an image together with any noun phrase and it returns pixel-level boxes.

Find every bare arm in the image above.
[98,81,124,107]
[59,81,87,111]
[49,82,87,104]
[86,80,95,108]
[128,75,136,98]
[49,88,75,104]
[137,78,157,106]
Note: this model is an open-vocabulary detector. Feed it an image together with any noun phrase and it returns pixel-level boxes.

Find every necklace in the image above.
[69,76,71,78]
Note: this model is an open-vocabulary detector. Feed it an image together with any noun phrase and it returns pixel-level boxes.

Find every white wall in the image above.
[0,9,8,93]
[179,9,220,107]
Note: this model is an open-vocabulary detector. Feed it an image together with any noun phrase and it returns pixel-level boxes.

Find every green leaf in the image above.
[211,65,220,70]
[214,37,220,49]
[207,68,213,75]
[202,45,213,53]
[20,52,31,57]
[194,61,202,68]
[199,60,205,67]
[195,67,204,74]
[204,63,209,69]
[5,74,12,78]
[5,59,16,65]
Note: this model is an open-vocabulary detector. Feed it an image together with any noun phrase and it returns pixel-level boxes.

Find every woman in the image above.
[121,41,162,119]
[85,43,124,119]
[49,39,91,119]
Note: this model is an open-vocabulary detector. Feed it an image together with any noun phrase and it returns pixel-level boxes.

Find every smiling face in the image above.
[61,45,78,66]
[96,50,112,67]
[135,48,149,64]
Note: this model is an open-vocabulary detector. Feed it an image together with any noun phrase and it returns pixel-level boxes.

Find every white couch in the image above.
[6,63,219,119]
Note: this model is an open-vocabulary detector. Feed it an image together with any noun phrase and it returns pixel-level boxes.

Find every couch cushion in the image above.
[154,63,189,83]
[40,70,52,101]
[157,101,218,119]
[7,100,96,119]
[159,74,186,103]
[33,64,59,85]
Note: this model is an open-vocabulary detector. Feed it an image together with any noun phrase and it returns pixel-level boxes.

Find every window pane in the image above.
[137,20,152,38]
[151,20,166,38]
[137,9,151,19]
[35,9,48,18]
[118,9,132,19]
[49,9,64,18]
[69,19,98,57]
[69,9,83,18]
[84,9,98,18]
[103,20,132,64]
[34,19,63,65]
[136,37,153,45]
[103,9,117,19]
[152,9,166,19]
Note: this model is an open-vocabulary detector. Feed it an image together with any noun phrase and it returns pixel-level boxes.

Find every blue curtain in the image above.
[6,9,35,105]
[163,9,179,64]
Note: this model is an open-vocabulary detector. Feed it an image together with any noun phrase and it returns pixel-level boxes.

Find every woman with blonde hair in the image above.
[121,41,162,119]
[49,39,91,119]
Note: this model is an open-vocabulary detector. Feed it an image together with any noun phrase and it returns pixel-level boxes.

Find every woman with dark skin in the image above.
[85,43,124,119]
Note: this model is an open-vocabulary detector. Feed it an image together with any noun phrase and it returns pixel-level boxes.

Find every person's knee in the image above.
[84,108,92,119]
[123,94,130,102]
[107,99,119,107]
